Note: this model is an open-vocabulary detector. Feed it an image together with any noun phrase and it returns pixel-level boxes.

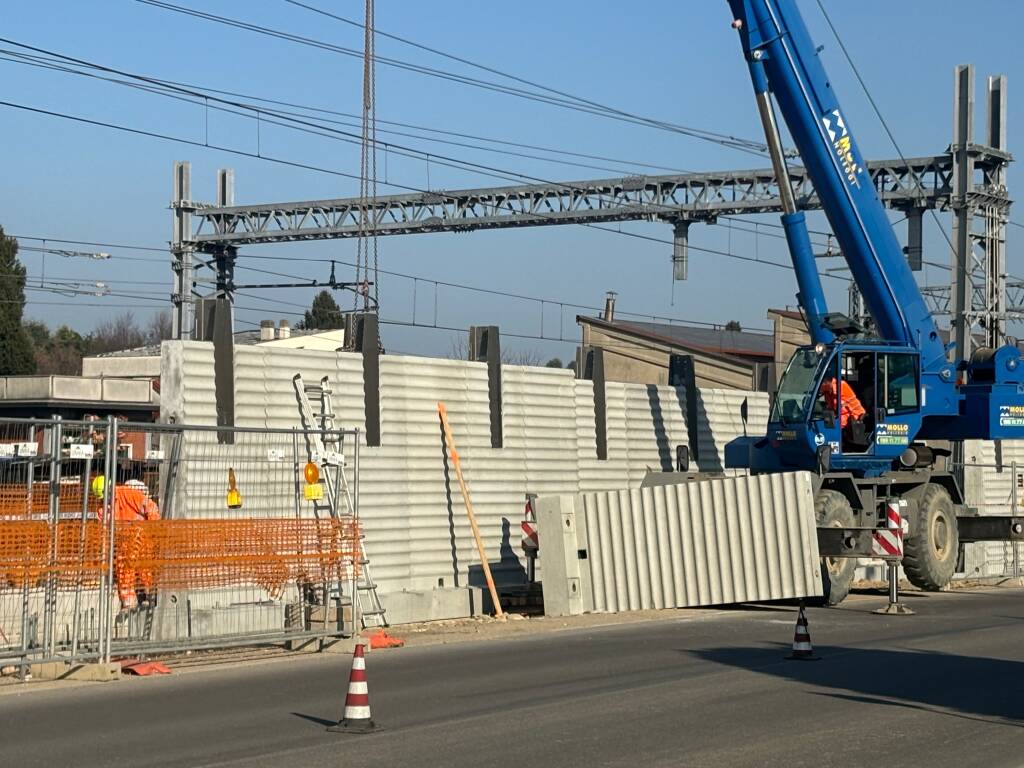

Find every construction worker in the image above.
[820,375,866,432]
[91,474,160,610]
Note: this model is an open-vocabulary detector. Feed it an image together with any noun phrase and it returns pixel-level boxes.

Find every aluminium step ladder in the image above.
[293,374,388,630]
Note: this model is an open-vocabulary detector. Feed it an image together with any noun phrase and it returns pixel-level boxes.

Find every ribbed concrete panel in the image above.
[576,380,631,494]
[159,340,789,621]
[621,383,688,485]
[376,355,493,592]
[576,472,821,611]
[688,388,770,473]
[961,439,1024,577]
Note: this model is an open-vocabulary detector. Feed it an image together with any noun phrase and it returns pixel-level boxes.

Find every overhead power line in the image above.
[1,99,819,279]
[280,0,772,155]
[0,47,690,176]
[134,0,769,156]
[12,232,776,332]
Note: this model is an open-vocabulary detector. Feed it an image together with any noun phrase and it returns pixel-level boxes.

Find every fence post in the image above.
[101,417,118,664]
[352,429,361,636]
[70,441,94,660]
[19,424,38,678]
[43,417,63,659]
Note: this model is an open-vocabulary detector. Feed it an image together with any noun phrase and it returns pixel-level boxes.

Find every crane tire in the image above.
[814,490,857,607]
[903,483,959,591]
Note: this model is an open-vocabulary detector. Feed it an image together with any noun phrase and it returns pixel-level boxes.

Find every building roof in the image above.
[578,315,774,360]
[768,308,805,322]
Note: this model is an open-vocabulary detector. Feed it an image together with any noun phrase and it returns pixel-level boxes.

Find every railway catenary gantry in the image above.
[173,98,1011,352]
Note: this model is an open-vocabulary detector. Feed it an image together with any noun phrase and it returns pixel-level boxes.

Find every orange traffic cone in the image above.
[327,644,379,734]
[786,603,819,661]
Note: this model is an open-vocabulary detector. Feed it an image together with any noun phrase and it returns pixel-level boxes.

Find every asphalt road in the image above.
[2,587,1023,768]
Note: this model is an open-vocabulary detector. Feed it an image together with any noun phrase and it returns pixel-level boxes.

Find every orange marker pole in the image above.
[437,402,504,619]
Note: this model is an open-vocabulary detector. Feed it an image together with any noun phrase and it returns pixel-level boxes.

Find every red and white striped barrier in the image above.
[521,519,539,551]
[871,499,905,559]
[327,644,378,734]
[521,499,539,552]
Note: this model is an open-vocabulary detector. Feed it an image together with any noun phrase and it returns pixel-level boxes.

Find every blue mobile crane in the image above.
[723,0,1024,604]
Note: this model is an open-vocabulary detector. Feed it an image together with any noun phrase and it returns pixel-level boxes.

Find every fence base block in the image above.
[32,661,121,682]
[320,636,362,655]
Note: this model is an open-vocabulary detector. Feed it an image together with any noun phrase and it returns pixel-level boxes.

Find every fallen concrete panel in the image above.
[536,472,822,615]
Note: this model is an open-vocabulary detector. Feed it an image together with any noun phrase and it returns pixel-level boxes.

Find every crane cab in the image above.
[726,340,924,478]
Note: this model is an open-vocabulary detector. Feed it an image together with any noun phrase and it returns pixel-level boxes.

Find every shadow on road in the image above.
[292,712,337,728]
[688,644,1024,726]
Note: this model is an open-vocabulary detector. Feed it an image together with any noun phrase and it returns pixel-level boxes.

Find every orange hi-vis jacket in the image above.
[821,379,866,428]
[98,486,161,523]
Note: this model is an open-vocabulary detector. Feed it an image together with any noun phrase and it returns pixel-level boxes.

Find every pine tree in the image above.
[0,228,36,375]
[303,290,344,330]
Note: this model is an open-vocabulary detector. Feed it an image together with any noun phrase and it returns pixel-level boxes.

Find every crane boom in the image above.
[727,0,948,373]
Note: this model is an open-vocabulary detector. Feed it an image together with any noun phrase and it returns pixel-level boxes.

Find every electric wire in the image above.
[133,0,769,156]
[280,0,771,155]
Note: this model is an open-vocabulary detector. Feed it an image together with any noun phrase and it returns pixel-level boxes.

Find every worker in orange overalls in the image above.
[820,376,866,431]
[92,474,161,610]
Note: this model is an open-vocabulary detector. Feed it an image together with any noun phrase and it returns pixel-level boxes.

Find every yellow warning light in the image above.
[226,467,243,509]
[303,461,320,485]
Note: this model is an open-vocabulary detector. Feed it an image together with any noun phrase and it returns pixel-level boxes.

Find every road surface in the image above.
[2,586,1022,768]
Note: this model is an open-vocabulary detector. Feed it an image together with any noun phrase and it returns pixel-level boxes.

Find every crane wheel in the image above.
[814,490,857,606]
[903,483,959,591]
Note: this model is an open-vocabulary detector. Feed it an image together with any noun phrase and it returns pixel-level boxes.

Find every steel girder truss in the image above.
[182,155,966,248]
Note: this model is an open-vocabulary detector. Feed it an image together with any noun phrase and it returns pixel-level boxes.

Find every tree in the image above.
[24,320,51,350]
[36,325,88,375]
[724,320,743,332]
[146,311,172,344]
[89,312,148,355]
[447,337,543,366]
[0,229,36,375]
[303,290,344,330]
[545,357,564,368]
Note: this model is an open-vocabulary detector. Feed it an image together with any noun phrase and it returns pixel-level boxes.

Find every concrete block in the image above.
[3,376,52,400]
[380,586,486,625]
[83,355,161,378]
[101,378,153,403]
[32,661,120,682]
[51,377,103,401]
[189,603,284,638]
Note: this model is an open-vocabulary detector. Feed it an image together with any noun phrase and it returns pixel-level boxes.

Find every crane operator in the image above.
[820,375,866,437]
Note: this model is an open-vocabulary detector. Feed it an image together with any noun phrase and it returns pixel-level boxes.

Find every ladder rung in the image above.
[360,609,386,616]
[357,582,378,590]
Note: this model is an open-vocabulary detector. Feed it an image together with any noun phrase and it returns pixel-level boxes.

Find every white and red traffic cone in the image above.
[327,644,379,733]
[786,603,819,661]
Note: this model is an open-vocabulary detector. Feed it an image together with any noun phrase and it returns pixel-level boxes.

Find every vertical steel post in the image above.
[19,425,37,678]
[70,448,93,660]
[672,220,690,281]
[171,161,195,340]
[103,417,118,663]
[352,429,361,636]
[905,209,923,272]
[44,417,63,658]
[984,75,1008,349]
[951,65,975,362]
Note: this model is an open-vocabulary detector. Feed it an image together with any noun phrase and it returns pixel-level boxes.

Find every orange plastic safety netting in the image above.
[0,518,360,596]
[0,484,101,519]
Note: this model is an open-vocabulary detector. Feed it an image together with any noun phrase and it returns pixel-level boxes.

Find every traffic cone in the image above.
[327,644,379,733]
[786,603,819,661]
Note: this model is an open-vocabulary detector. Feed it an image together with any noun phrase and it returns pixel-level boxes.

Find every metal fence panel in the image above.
[0,417,362,670]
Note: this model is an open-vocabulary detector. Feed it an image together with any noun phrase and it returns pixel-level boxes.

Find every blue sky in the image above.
[2,1,1021,359]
